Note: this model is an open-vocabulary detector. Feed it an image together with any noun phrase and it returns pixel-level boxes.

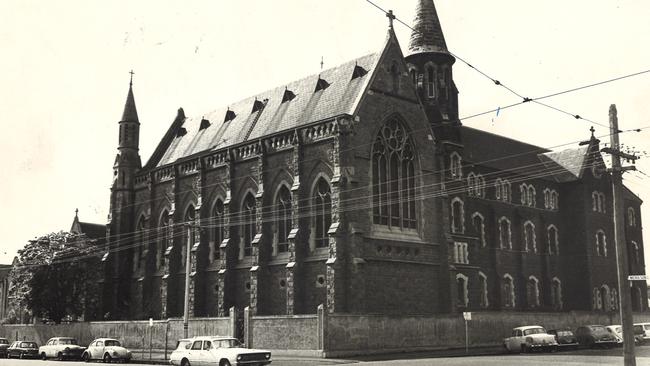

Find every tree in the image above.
[8,231,101,324]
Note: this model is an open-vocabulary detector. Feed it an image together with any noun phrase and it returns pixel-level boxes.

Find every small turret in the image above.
[113,71,142,190]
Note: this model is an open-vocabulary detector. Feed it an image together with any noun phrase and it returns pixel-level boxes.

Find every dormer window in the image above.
[315,77,330,92]
[282,88,296,103]
[199,118,211,130]
[224,109,236,123]
[251,99,265,114]
[352,64,367,79]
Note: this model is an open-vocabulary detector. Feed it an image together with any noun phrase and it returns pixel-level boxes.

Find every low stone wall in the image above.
[3,311,650,357]
[324,311,650,356]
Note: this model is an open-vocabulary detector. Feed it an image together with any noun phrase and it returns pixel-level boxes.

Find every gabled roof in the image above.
[538,146,589,182]
[154,53,379,168]
[624,185,643,203]
[70,211,106,240]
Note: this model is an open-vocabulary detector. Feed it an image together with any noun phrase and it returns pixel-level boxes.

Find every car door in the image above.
[189,340,203,366]
[200,340,214,366]
[49,339,58,358]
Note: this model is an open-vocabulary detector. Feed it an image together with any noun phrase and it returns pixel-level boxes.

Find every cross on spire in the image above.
[320,56,324,70]
[590,126,595,137]
[386,10,396,29]
[75,208,79,218]
[129,70,135,86]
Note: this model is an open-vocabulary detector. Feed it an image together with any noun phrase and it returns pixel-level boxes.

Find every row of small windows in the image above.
[592,285,618,311]
[467,173,485,198]
[519,184,536,207]
[409,63,451,100]
[543,189,559,210]
[451,199,559,255]
[132,177,333,271]
[456,273,562,310]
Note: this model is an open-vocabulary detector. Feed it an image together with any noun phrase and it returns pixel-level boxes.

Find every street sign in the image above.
[627,275,648,281]
[463,312,472,321]
[149,318,154,327]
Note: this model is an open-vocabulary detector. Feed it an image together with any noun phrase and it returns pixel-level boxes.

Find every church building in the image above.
[100,0,646,320]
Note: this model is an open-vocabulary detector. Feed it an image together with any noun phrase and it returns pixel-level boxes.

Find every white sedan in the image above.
[503,325,558,353]
[81,338,132,363]
[171,336,271,366]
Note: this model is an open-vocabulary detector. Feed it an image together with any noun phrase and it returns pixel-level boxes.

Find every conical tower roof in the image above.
[121,82,139,123]
[407,0,448,55]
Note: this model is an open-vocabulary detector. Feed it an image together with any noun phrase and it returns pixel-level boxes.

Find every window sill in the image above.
[366,225,423,243]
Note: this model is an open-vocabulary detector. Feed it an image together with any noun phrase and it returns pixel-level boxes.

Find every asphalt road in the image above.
[1,345,650,366]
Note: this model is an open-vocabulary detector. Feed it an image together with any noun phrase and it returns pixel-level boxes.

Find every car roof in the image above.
[92,338,119,342]
[49,337,75,340]
[514,325,544,330]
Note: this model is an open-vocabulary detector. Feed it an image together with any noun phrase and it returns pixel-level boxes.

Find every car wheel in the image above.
[82,353,90,362]
[181,358,191,366]
[41,352,47,360]
[219,360,231,366]
[103,353,112,363]
[57,352,65,361]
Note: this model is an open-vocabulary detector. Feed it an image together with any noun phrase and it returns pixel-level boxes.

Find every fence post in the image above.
[244,306,251,349]
[229,307,236,338]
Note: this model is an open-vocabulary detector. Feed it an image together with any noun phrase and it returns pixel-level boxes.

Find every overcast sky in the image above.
[1,0,649,274]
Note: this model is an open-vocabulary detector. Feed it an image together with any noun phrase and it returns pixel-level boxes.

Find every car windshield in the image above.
[213,339,242,348]
[20,342,37,348]
[557,331,573,337]
[58,339,78,345]
[523,328,546,336]
[105,340,121,347]
[176,341,191,350]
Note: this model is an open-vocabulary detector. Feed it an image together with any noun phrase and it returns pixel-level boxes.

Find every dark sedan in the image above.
[0,338,9,358]
[7,341,39,359]
[575,325,619,348]
[548,329,579,349]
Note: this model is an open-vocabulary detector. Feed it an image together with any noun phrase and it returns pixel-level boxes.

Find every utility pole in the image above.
[604,104,638,366]
[183,223,193,338]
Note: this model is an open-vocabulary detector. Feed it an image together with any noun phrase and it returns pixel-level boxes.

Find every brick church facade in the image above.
[99,0,646,320]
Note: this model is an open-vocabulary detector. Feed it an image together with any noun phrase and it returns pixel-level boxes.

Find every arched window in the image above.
[551,191,559,210]
[596,230,607,257]
[372,119,417,229]
[472,213,486,247]
[599,285,609,311]
[451,198,464,234]
[544,189,550,209]
[181,205,195,269]
[593,192,606,213]
[275,185,292,254]
[210,199,225,263]
[611,288,619,311]
[628,207,637,227]
[495,178,503,200]
[158,210,169,270]
[526,276,540,308]
[313,178,331,250]
[502,180,511,202]
[133,216,145,272]
[450,152,462,180]
[456,273,468,308]
[528,186,536,207]
[477,175,486,198]
[502,274,515,308]
[467,173,476,196]
[241,193,256,258]
[426,65,436,98]
[409,69,417,85]
[524,221,536,252]
[551,278,562,310]
[520,184,528,205]
[499,217,512,249]
[547,225,559,255]
[479,272,489,308]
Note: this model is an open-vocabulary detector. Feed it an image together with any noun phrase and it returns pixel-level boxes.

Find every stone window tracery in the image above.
[496,178,511,202]
[596,230,607,257]
[275,185,292,255]
[547,225,559,255]
[372,119,417,229]
[451,198,465,234]
[472,212,486,247]
[313,178,331,250]
[524,221,536,253]
[450,152,462,180]
[210,199,225,263]
[158,210,169,270]
[499,217,512,249]
[241,193,256,258]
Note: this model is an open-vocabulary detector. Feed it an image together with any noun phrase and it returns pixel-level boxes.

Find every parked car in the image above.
[503,326,558,353]
[634,322,650,343]
[575,325,619,348]
[605,325,624,344]
[169,338,193,366]
[633,324,647,344]
[81,338,132,363]
[171,336,271,366]
[7,340,39,359]
[0,338,9,358]
[547,329,578,349]
[39,336,86,360]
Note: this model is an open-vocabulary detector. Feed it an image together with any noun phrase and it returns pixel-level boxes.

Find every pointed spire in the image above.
[121,70,139,123]
[407,0,449,56]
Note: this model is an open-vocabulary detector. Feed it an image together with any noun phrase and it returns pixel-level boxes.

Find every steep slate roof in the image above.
[461,126,600,182]
[408,0,448,55]
[122,83,139,123]
[156,53,379,167]
[70,212,106,240]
